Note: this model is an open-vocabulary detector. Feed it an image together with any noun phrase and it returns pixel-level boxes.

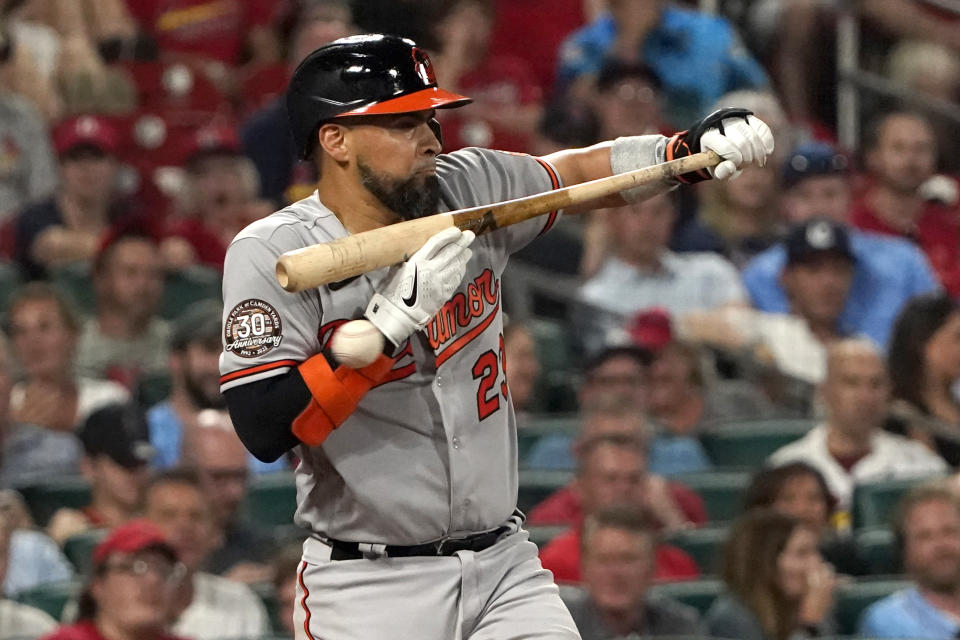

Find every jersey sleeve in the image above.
[219,230,322,392]
[438,147,562,260]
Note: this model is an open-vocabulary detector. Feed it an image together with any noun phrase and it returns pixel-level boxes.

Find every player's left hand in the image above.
[666,107,775,183]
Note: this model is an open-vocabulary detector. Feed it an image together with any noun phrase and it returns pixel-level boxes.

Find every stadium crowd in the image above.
[1,0,960,638]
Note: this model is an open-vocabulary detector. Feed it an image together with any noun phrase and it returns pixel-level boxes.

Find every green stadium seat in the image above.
[526,317,573,374]
[648,578,724,615]
[49,264,95,315]
[526,525,568,548]
[853,476,945,529]
[15,580,81,620]
[699,419,815,469]
[63,529,108,576]
[517,469,572,515]
[663,526,728,576]
[856,527,899,575]
[242,472,297,529]
[0,261,22,313]
[835,578,910,635]
[670,471,751,524]
[19,478,92,528]
[160,266,221,320]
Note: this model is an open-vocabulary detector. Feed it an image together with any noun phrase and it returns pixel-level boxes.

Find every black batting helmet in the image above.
[286,34,472,159]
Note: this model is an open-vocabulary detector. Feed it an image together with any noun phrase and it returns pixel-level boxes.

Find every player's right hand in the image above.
[365,227,475,346]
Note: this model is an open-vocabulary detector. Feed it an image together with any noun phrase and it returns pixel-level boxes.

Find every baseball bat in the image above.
[275,150,722,292]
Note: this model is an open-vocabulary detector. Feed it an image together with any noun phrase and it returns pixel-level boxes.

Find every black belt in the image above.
[328,526,510,560]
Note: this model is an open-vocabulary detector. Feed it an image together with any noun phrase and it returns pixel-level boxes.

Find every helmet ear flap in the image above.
[428,118,443,148]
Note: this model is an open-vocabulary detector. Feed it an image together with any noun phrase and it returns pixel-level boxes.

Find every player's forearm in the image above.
[543,136,674,214]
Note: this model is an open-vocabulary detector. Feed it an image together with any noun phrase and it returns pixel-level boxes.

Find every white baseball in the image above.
[330,319,385,368]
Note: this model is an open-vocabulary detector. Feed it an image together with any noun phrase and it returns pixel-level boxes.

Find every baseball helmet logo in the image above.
[411,47,436,86]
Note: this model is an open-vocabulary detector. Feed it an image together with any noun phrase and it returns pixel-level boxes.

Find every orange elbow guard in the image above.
[292,352,395,446]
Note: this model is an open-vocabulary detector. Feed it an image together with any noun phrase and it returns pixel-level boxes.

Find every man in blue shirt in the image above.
[860,483,960,638]
[742,142,938,347]
[556,0,768,127]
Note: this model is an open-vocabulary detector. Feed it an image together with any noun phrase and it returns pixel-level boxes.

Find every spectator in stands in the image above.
[125,0,284,78]
[851,111,960,295]
[555,0,768,127]
[181,410,273,583]
[0,520,56,637]
[41,519,188,640]
[860,482,960,638]
[13,115,127,280]
[0,0,64,122]
[241,0,358,206]
[0,86,57,223]
[743,462,867,575]
[856,1,960,65]
[591,60,664,142]
[577,193,746,355]
[885,40,960,174]
[1,283,129,488]
[560,507,703,639]
[696,159,780,269]
[647,338,776,434]
[143,469,269,640]
[432,0,542,153]
[0,507,73,602]
[745,0,840,130]
[75,225,169,388]
[162,125,272,272]
[673,89,792,258]
[148,301,286,474]
[577,344,651,414]
[502,320,540,419]
[887,293,960,466]
[707,509,837,640]
[768,339,947,514]
[536,433,702,584]
[742,141,939,346]
[682,217,856,386]
[47,403,153,545]
[271,542,303,639]
[526,404,711,476]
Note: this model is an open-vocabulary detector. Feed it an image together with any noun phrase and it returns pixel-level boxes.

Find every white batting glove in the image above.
[700,114,775,180]
[665,107,775,184]
[365,227,475,347]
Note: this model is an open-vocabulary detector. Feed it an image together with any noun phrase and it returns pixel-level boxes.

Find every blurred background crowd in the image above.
[2,0,960,639]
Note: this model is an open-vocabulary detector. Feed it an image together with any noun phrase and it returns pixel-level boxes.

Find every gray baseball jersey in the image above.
[219,147,561,545]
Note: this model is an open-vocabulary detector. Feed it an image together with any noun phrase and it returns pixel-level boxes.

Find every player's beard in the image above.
[358,158,441,221]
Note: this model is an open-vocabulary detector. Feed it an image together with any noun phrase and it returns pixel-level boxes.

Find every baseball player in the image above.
[219,34,773,640]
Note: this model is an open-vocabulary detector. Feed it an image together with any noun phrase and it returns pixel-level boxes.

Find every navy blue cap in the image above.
[78,403,154,469]
[782,141,849,189]
[785,217,856,265]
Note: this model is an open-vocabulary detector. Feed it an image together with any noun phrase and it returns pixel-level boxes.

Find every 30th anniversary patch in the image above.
[224,299,283,358]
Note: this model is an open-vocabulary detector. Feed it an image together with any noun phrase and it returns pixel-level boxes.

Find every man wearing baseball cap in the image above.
[47,403,154,545]
[742,141,939,347]
[682,217,857,386]
[41,520,189,640]
[12,114,127,279]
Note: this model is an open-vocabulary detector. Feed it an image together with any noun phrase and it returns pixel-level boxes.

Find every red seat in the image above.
[120,60,231,120]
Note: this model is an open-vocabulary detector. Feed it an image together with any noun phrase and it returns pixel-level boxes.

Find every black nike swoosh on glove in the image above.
[402,265,418,306]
